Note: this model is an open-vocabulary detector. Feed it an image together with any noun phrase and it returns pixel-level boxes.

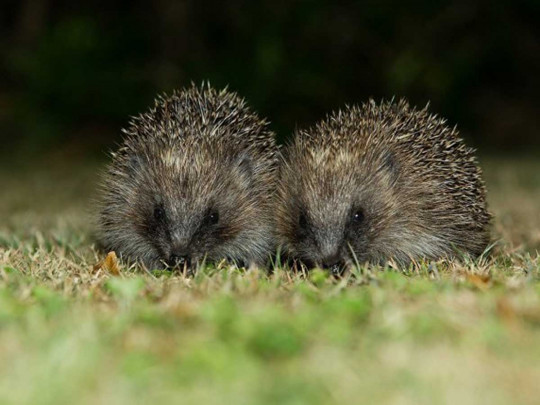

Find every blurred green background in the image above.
[1,0,539,158]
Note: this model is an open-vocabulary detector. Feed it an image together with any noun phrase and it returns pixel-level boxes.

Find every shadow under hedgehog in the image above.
[97,84,278,271]
[276,99,491,274]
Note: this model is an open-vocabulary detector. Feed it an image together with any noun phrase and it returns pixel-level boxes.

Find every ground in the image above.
[0,155,539,405]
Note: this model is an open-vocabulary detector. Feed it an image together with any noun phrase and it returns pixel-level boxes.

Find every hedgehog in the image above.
[97,84,278,270]
[276,99,491,273]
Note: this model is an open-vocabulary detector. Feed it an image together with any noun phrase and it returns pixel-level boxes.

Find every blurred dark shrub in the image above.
[1,0,539,155]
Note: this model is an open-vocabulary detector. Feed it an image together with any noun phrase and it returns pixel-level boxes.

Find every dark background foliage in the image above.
[1,0,539,156]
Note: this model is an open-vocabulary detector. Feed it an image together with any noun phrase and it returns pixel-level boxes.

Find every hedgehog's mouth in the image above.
[158,254,248,274]
[290,255,350,277]
[166,254,191,269]
[326,262,347,276]
[314,259,349,277]
[160,255,194,275]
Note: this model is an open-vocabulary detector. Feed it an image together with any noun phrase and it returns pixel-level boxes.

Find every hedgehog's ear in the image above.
[116,152,146,179]
[381,151,400,187]
[232,152,255,184]
[126,153,144,174]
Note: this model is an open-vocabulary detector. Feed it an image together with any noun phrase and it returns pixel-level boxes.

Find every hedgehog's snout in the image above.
[165,235,193,270]
[320,254,347,276]
[320,253,342,269]
[167,252,191,270]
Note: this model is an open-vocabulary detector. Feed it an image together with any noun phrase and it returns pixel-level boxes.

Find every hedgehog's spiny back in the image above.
[122,85,274,155]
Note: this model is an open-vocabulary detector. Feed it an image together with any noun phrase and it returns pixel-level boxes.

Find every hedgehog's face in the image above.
[140,197,226,269]
[290,201,371,274]
[277,147,401,274]
[102,146,273,270]
[139,152,264,269]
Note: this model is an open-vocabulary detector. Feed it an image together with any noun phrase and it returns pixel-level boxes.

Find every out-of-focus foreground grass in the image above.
[0,156,539,405]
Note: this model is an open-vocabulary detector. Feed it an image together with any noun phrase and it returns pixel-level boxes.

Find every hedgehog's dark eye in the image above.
[352,209,364,223]
[153,204,165,222]
[204,209,219,226]
[298,212,308,229]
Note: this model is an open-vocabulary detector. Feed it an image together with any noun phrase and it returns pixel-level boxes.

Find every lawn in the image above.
[1,155,539,405]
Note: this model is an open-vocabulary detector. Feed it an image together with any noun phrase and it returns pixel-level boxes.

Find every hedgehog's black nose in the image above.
[321,255,346,276]
[167,254,191,269]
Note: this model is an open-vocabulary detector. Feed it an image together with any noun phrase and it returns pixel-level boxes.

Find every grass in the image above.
[0,155,539,405]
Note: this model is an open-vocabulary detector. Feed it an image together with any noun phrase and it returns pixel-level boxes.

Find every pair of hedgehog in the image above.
[98,84,490,274]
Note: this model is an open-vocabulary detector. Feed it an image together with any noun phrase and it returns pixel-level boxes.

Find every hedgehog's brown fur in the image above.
[97,84,278,269]
[277,99,491,271]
